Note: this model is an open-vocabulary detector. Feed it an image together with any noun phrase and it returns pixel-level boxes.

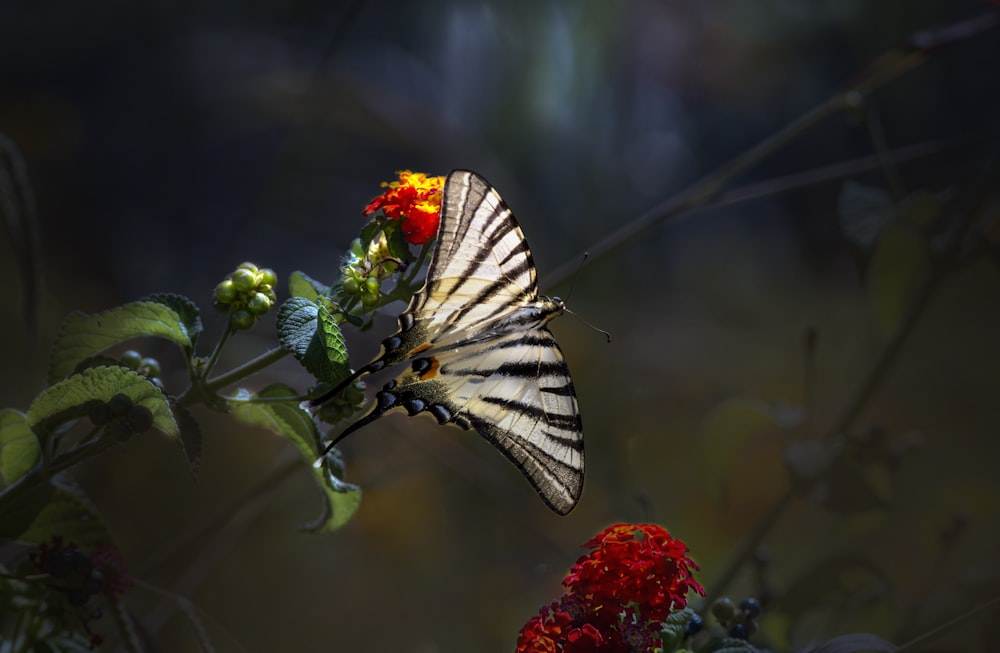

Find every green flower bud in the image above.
[258,267,277,288]
[138,357,160,379]
[231,268,257,292]
[231,309,255,330]
[120,350,143,369]
[343,277,360,296]
[237,261,259,273]
[365,276,380,295]
[215,279,238,304]
[248,292,272,315]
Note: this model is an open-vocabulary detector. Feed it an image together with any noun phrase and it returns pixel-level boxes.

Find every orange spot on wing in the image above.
[413,343,432,354]
[420,356,440,380]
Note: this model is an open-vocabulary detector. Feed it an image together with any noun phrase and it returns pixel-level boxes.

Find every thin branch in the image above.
[544,11,999,288]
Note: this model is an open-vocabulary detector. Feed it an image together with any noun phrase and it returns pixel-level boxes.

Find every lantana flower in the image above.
[363,170,445,245]
[516,523,705,652]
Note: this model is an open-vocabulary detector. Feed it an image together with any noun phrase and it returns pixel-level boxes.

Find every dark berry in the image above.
[67,587,91,607]
[45,549,75,577]
[68,549,92,576]
[107,420,134,442]
[83,569,106,594]
[89,403,112,427]
[107,394,133,417]
[712,596,735,622]
[126,405,154,433]
[728,623,749,641]
[684,612,703,637]
[739,597,761,619]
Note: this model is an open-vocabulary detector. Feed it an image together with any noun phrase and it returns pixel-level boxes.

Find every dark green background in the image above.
[2,2,998,651]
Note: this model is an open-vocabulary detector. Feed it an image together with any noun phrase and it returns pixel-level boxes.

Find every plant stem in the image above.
[201,347,291,395]
[200,324,233,380]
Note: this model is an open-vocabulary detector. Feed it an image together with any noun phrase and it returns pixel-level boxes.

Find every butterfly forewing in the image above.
[328,169,584,514]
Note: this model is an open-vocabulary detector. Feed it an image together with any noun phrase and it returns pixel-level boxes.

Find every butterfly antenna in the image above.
[563,252,590,303]
[565,307,611,343]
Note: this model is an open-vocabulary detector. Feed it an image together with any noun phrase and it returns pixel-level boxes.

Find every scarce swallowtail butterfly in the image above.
[317,170,584,515]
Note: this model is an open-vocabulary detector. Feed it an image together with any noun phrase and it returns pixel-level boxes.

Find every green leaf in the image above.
[837,181,894,251]
[0,409,39,486]
[229,384,361,532]
[49,301,194,383]
[144,292,203,346]
[359,219,381,252]
[28,367,178,443]
[288,270,330,301]
[277,297,352,386]
[384,219,412,261]
[699,398,781,502]
[71,355,127,376]
[657,608,694,651]
[867,223,929,335]
[0,475,113,548]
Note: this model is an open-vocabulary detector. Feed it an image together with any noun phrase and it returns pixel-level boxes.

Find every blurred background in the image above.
[2,1,999,651]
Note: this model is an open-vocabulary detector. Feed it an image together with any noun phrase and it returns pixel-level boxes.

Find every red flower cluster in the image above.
[363,170,444,245]
[516,523,704,653]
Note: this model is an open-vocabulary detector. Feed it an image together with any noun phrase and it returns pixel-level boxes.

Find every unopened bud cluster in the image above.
[340,237,399,308]
[213,262,279,330]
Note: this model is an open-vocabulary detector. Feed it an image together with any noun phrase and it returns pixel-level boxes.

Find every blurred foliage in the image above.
[1,1,999,651]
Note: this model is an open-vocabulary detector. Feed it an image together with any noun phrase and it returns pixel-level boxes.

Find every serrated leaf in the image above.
[49,301,193,383]
[170,401,203,479]
[867,223,929,335]
[27,367,177,443]
[229,384,361,532]
[288,270,330,301]
[657,607,694,651]
[0,409,39,486]
[0,475,113,548]
[699,398,780,502]
[277,297,351,386]
[805,633,895,653]
[144,292,203,345]
[837,181,895,251]
[71,355,127,376]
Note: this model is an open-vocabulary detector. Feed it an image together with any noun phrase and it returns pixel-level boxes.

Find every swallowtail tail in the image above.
[318,170,583,514]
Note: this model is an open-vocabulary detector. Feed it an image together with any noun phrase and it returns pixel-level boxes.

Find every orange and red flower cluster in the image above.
[363,170,445,245]
[516,523,704,653]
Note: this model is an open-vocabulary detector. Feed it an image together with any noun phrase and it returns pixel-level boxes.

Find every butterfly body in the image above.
[321,170,584,514]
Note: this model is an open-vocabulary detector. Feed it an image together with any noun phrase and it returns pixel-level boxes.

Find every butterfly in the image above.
[316,170,583,515]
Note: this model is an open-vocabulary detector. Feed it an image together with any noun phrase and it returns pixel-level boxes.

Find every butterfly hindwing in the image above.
[325,169,584,514]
